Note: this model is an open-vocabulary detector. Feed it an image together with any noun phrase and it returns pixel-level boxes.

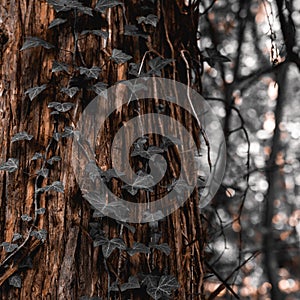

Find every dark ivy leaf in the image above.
[137,14,159,27]
[21,214,32,222]
[8,275,22,288]
[47,156,61,165]
[204,48,231,67]
[81,30,108,39]
[111,276,140,292]
[52,61,69,73]
[89,82,108,95]
[146,275,180,299]
[127,242,150,256]
[1,242,18,253]
[36,168,49,178]
[121,276,140,291]
[122,173,155,193]
[46,0,93,15]
[160,135,182,150]
[124,25,148,39]
[150,243,171,256]
[31,152,43,161]
[95,0,124,13]
[61,126,79,138]
[20,37,55,51]
[48,102,75,112]
[117,80,148,95]
[36,208,46,215]
[30,229,47,242]
[111,49,132,64]
[85,162,103,182]
[48,18,67,29]
[61,87,79,98]
[116,221,136,234]
[12,132,33,142]
[45,181,64,193]
[128,62,142,77]
[79,66,101,79]
[143,210,165,222]
[101,238,126,258]
[148,57,174,76]
[25,84,47,101]
[19,256,33,269]
[0,158,19,173]
[12,233,23,242]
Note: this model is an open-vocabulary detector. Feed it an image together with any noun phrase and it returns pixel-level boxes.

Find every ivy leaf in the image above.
[148,57,174,76]
[12,233,23,242]
[61,87,79,98]
[81,30,108,39]
[36,168,49,178]
[9,275,22,288]
[31,152,43,161]
[85,162,103,182]
[47,156,61,165]
[95,0,124,13]
[116,221,136,234]
[204,48,231,67]
[20,37,55,51]
[117,80,148,95]
[36,208,46,215]
[19,256,33,269]
[1,242,18,253]
[48,18,67,29]
[21,214,32,222]
[137,14,159,27]
[101,168,123,183]
[45,181,64,193]
[52,61,69,73]
[124,25,148,39]
[131,145,164,159]
[30,229,47,242]
[140,274,160,289]
[61,126,79,138]
[160,136,182,150]
[111,49,132,64]
[143,210,165,222]
[46,0,92,15]
[122,173,155,194]
[129,62,142,77]
[89,82,108,95]
[146,275,179,299]
[100,201,130,221]
[121,276,140,291]
[127,242,150,256]
[79,66,101,79]
[48,102,75,112]
[0,158,19,173]
[102,238,126,258]
[25,84,47,101]
[12,132,33,142]
[77,6,93,16]
[150,243,171,255]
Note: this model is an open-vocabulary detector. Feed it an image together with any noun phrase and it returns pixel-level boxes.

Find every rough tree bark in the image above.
[0,0,206,299]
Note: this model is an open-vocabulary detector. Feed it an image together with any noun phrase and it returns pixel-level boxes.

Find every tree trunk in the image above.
[0,1,206,299]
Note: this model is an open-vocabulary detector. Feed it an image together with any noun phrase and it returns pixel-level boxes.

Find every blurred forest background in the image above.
[200,0,300,299]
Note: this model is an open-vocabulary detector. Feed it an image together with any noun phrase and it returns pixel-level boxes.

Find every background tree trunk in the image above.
[0,0,206,299]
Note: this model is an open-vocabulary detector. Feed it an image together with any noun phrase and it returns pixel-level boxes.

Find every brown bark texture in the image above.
[0,0,206,299]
